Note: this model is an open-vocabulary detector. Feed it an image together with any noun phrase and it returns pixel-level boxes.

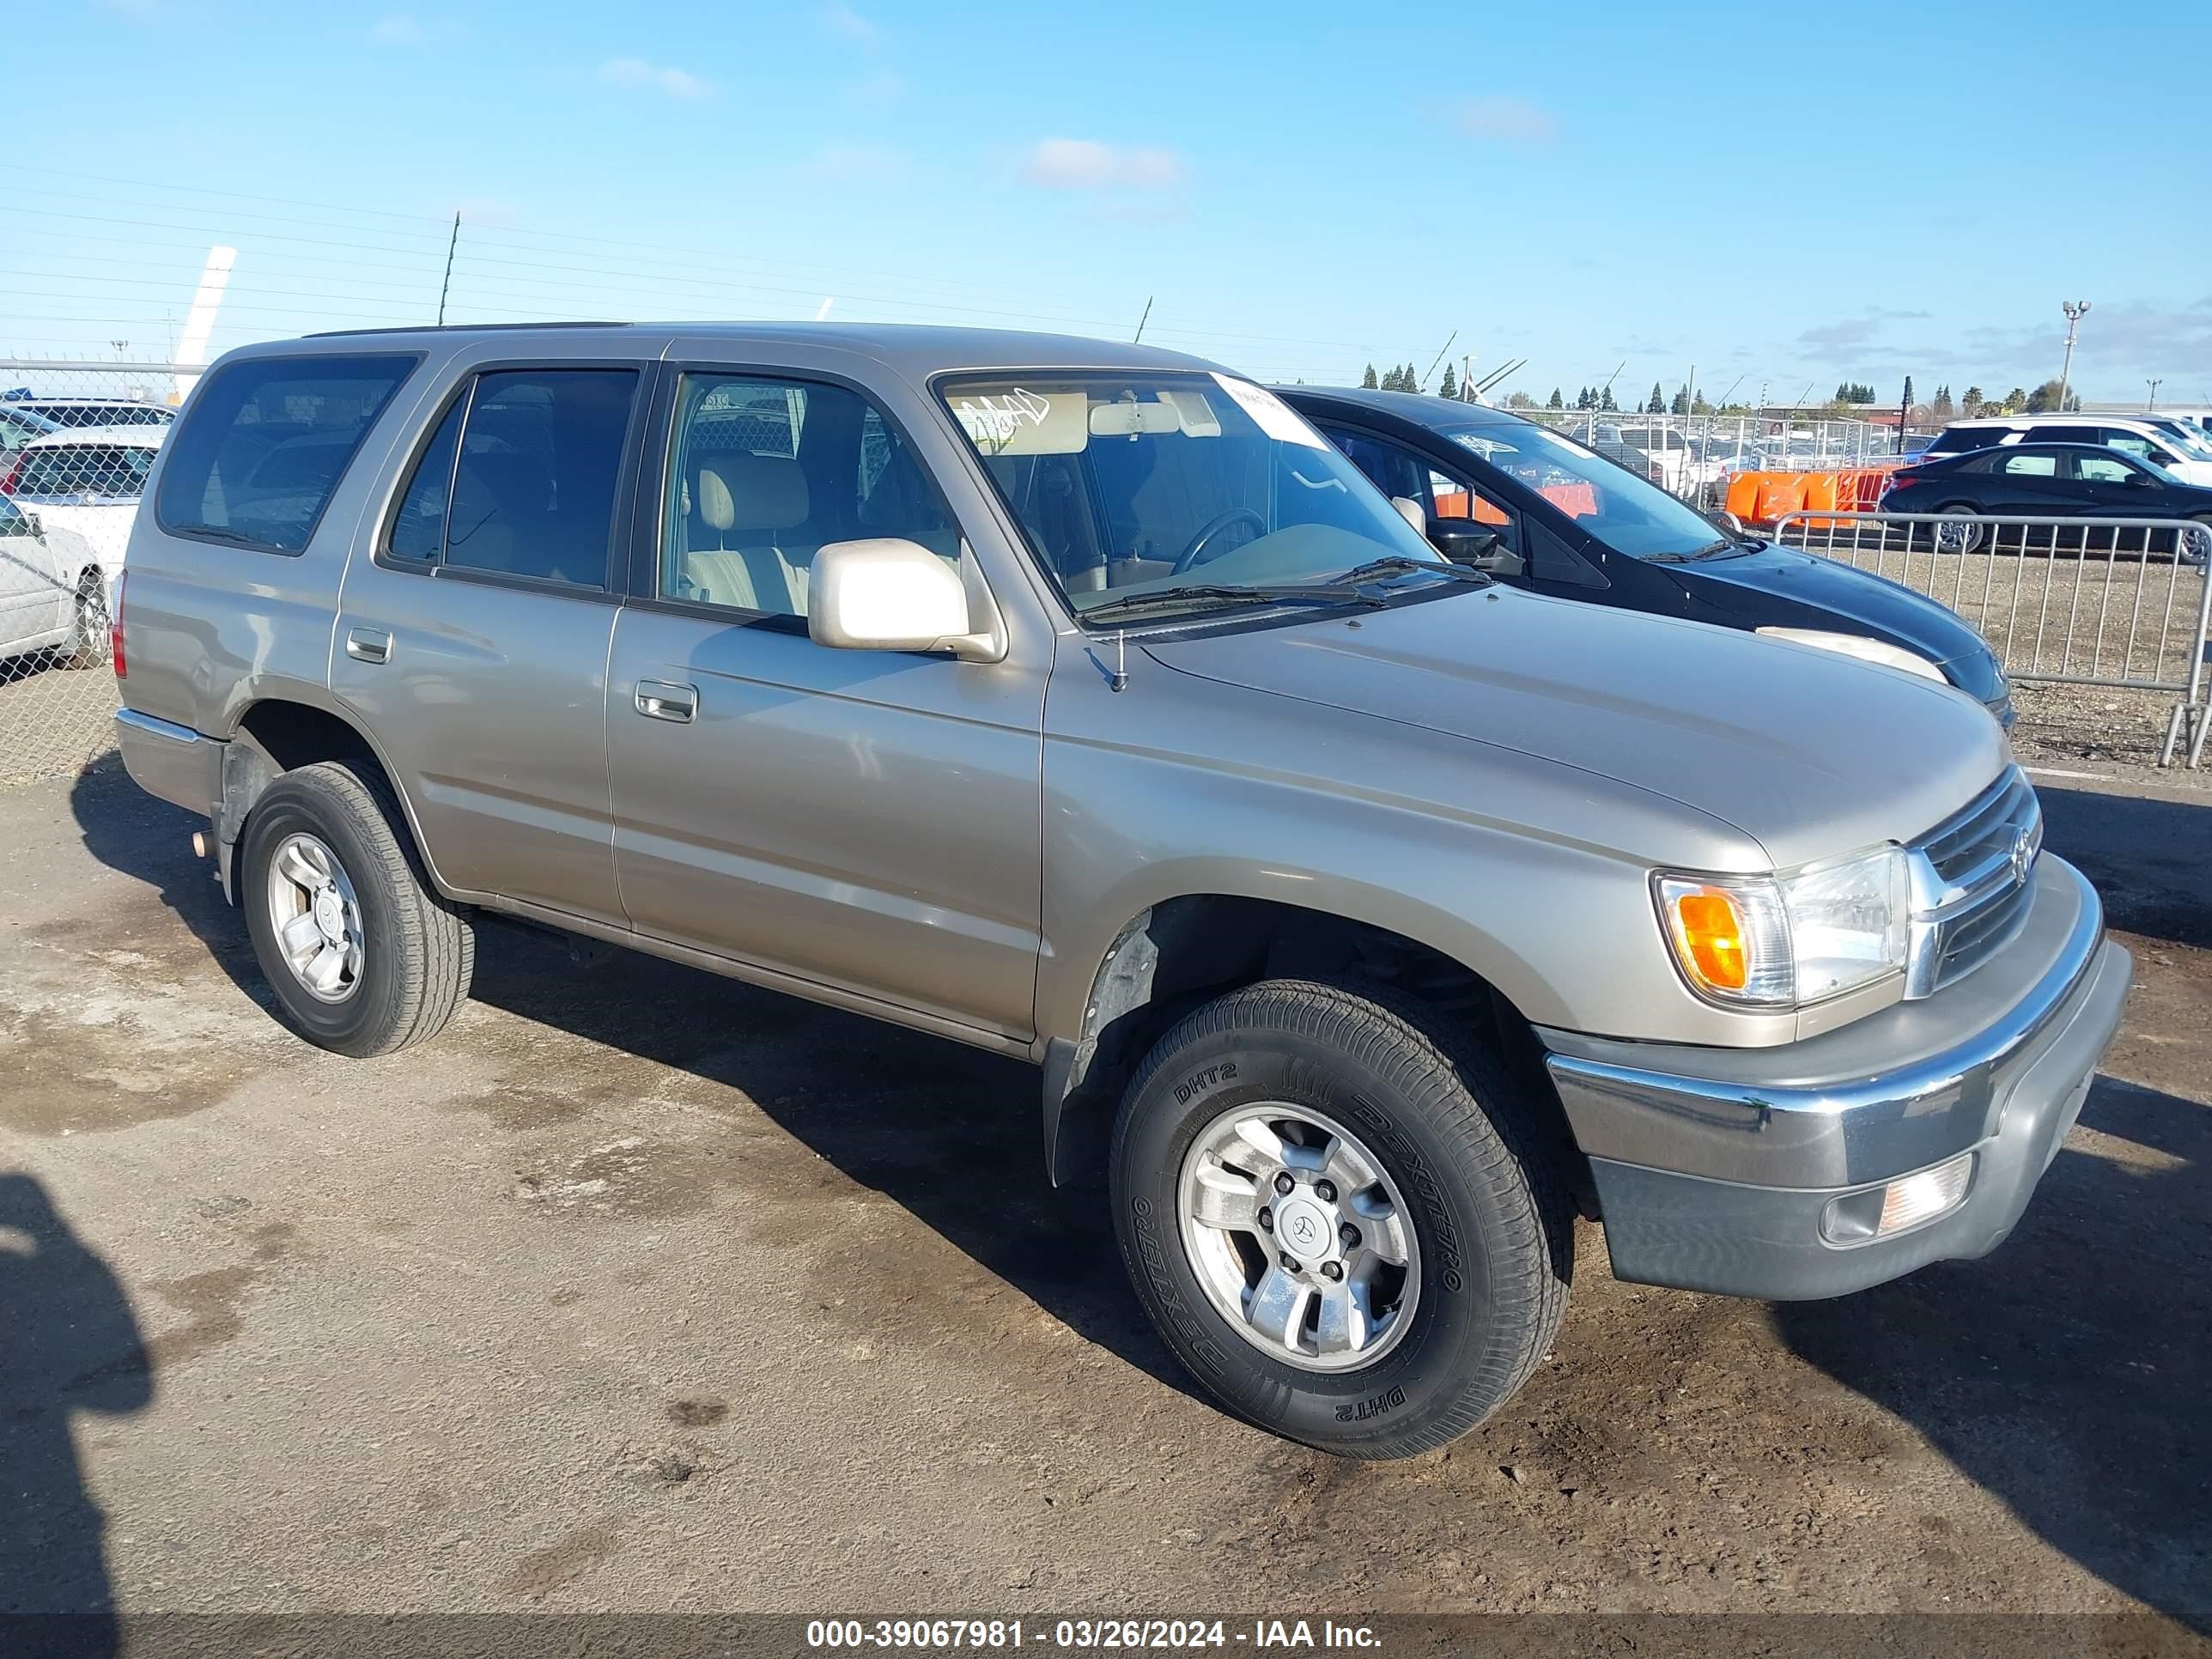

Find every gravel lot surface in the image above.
[1,762,2207,1644]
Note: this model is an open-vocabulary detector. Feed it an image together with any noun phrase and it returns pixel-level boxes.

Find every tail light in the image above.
[0,459,18,495]
[110,570,126,678]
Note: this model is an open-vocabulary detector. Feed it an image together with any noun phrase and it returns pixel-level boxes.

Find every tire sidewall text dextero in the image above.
[1111,981,1566,1458]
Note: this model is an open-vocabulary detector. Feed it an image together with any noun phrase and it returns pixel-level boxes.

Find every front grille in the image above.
[1905,768,2042,996]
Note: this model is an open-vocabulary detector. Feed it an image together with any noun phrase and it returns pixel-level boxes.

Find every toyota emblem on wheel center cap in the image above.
[1274,1198,1331,1258]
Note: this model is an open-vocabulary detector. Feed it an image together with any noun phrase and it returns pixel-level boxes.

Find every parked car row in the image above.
[0,404,169,665]
[107,322,2126,1462]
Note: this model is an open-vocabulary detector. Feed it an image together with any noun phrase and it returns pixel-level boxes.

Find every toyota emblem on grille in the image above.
[2009,824,2035,885]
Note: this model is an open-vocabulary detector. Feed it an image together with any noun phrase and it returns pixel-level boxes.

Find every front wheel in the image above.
[1110,980,1571,1459]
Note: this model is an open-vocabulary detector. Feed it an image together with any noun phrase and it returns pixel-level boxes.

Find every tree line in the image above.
[1352,368,2085,421]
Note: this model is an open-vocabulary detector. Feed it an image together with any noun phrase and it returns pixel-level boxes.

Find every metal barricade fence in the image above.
[1772,510,2212,768]
[0,360,184,786]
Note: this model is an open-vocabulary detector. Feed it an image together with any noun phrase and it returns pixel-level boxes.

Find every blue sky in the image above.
[8,0,2212,404]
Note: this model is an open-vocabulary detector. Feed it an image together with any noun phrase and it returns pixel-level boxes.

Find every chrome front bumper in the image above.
[1539,855,2131,1299]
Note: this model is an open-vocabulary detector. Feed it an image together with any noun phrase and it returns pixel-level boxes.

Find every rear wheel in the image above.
[65,573,110,668]
[239,760,473,1057]
[1110,979,1572,1460]
[1932,505,1984,555]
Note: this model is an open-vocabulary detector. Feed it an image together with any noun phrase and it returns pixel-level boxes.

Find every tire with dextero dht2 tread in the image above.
[1109,979,1572,1459]
[238,759,474,1058]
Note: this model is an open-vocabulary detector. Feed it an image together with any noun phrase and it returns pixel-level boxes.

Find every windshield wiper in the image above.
[1647,538,1736,563]
[1331,555,1490,586]
[1079,582,1388,626]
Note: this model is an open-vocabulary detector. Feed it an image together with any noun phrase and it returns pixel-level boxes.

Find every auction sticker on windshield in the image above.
[1208,374,1327,449]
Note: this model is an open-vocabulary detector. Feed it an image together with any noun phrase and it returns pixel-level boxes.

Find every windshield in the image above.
[941,371,1445,617]
[1445,422,1728,558]
[2150,420,2212,459]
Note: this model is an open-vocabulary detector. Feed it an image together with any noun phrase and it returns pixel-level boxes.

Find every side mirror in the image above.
[807,538,1001,661]
[1428,519,1526,577]
[2126,468,2158,486]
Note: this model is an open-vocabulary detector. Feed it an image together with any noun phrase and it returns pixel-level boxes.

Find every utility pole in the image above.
[1422,331,1458,392]
[436,212,462,326]
[1898,375,1913,456]
[2057,299,2090,411]
[2145,377,2161,411]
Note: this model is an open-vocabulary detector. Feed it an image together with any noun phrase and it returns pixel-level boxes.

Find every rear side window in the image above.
[157,354,415,553]
[385,368,638,587]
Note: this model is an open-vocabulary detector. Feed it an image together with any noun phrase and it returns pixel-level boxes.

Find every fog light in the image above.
[1822,1152,1974,1244]
[1878,1154,1973,1235]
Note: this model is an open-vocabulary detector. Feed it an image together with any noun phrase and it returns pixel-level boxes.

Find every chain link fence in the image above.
[0,361,181,785]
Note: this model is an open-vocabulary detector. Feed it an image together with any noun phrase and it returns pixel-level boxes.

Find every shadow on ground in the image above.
[0,1172,150,1657]
[64,759,1194,1406]
[1775,1074,2211,1634]
[64,759,2212,1626]
[2039,783,2211,949]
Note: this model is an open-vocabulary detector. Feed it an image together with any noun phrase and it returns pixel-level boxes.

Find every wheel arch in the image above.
[213,689,449,905]
[1041,890,1589,1208]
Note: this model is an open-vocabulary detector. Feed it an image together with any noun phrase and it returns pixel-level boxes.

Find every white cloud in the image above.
[822,2,881,46]
[799,143,911,185]
[370,14,428,45]
[1019,138,1186,192]
[599,57,713,100]
[1455,97,1556,146]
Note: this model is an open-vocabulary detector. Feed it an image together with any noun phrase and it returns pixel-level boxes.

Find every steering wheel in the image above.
[1170,507,1268,574]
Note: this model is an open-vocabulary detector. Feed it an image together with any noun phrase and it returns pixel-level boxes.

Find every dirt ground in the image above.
[1,762,2206,1641]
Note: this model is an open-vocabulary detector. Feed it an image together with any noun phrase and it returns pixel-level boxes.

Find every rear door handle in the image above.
[635,680,698,724]
[345,627,392,665]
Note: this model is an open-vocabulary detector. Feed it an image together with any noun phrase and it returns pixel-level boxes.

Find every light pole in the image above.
[2057,300,2090,411]
[2146,378,2162,411]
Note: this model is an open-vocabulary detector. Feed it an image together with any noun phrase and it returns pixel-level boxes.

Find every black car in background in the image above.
[1276,386,2014,724]
[1881,442,2212,562]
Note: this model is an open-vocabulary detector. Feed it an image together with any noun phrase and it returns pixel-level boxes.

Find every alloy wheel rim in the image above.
[1176,1101,1422,1373]
[265,832,365,1004]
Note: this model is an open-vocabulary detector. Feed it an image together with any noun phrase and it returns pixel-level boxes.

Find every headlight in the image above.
[1654,845,1908,1008]
[1755,626,1948,684]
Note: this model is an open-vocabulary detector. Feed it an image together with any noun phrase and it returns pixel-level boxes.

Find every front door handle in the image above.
[345,627,392,665]
[635,680,698,724]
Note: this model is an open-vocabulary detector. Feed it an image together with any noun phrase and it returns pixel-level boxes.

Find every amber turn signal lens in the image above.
[1669,889,1747,991]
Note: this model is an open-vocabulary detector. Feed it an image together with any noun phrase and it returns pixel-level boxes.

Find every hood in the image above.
[1670,543,1996,682]
[1142,586,2009,872]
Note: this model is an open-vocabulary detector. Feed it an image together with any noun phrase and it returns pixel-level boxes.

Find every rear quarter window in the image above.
[155,353,416,553]
[1929,428,2006,456]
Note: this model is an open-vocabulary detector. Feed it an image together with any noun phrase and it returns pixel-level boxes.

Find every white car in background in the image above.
[0,491,109,665]
[2,424,165,588]
[1924,415,2212,486]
